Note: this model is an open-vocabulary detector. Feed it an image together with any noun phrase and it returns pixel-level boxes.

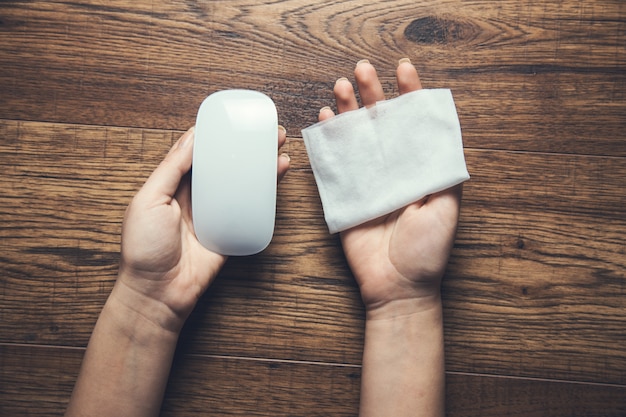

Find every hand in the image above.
[319,60,462,316]
[116,126,290,332]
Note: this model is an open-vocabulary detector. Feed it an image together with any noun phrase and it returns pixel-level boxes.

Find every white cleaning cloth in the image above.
[302,88,469,234]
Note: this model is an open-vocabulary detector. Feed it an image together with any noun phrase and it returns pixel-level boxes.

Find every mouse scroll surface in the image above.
[192,90,278,256]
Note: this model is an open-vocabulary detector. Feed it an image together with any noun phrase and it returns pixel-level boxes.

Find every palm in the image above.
[119,179,226,320]
[318,61,463,311]
[340,187,461,310]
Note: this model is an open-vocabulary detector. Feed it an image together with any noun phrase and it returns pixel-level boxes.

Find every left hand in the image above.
[116,126,290,332]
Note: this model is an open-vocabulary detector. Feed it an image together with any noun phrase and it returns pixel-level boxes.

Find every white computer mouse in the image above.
[192,90,277,256]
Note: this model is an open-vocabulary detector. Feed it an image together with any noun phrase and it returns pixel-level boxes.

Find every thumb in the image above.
[139,127,195,204]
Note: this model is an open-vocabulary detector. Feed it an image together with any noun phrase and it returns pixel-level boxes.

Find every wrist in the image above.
[66,279,180,417]
[108,274,188,337]
[359,294,446,417]
[364,292,442,322]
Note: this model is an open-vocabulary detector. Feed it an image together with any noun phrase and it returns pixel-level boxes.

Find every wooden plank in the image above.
[163,354,361,417]
[1,120,625,386]
[445,372,626,417]
[1,344,624,417]
[0,120,366,360]
[1,1,624,155]
[2,1,625,414]
[0,345,80,417]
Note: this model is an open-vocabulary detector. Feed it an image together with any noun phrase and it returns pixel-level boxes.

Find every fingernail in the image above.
[399,57,412,65]
[280,153,291,162]
[356,59,370,67]
[278,125,286,134]
[320,106,332,113]
[335,77,349,84]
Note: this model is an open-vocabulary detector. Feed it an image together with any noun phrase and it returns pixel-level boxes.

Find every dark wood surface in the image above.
[1,1,625,416]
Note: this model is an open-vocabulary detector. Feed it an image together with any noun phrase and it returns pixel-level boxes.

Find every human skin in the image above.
[65,126,290,417]
[65,60,461,417]
[319,59,462,417]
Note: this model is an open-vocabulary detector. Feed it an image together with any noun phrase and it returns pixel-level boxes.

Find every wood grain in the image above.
[445,371,626,417]
[1,344,624,417]
[1,0,625,415]
[1,1,625,155]
[1,120,624,386]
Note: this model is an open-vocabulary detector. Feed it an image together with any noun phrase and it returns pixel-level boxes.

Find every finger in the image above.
[278,125,287,149]
[396,58,422,94]
[174,171,192,219]
[333,77,359,114]
[426,184,463,213]
[354,59,385,107]
[276,124,290,182]
[140,127,195,203]
[318,106,335,122]
[277,153,290,182]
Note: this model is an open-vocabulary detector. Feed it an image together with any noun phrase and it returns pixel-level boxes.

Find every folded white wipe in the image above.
[302,88,470,234]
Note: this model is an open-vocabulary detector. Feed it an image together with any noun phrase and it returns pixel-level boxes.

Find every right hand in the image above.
[319,60,462,315]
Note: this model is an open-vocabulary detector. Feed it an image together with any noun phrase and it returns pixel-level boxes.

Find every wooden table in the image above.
[1,1,624,415]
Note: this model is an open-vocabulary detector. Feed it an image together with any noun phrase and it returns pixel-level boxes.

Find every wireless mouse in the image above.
[192,90,277,256]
